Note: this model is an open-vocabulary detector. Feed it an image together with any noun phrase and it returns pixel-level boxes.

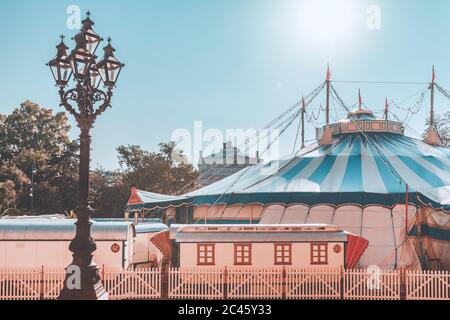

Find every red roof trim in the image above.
[127,187,143,206]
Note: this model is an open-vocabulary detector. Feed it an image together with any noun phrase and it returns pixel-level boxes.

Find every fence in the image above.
[0,267,449,300]
[285,268,341,299]
[168,267,224,299]
[42,267,66,300]
[406,270,450,300]
[104,268,161,300]
[344,269,401,300]
[227,267,283,299]
[0,268,41,300]
[0,267,161,300]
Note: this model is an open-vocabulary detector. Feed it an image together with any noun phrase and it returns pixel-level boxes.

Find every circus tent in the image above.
[127,107,450,270]
[126,68,450,270]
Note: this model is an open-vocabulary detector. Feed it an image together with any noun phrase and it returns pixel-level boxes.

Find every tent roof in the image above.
[127,131,450,212]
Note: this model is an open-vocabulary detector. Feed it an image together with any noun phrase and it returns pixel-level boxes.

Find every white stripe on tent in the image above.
[244,156,326,193]
[295,143,323,158]
[189,162,266,196]
[361,143,389,194]
[240,158,301,193]
[319,153,350,192]
[412,138,450,159]
[284,156,327,192]
[427,186,450,205]
[379,145,435,193]
[385,139,450,184]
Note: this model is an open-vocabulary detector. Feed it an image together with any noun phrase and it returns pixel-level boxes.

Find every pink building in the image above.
[169,224,368,269]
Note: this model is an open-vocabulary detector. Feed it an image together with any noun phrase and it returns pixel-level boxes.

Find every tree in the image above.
[159,141,176,161]
[0,114,6,162]
[0,180,18,216]
[423,112,450,147]
[0,101,79,215]
[118,143,199,195]
[90,168,129,218]
[0,101,200,217]
[1,101,72,165]
[0,164,29,215]
[91,143,200,217]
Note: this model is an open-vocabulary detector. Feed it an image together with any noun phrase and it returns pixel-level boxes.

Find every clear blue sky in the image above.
[1,0,450,170]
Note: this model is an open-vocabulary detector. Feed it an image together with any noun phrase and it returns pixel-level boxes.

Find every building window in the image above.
[234,244,252,265]
[311,243,328,265]
[274,243,292,265]
[197,244,215,266]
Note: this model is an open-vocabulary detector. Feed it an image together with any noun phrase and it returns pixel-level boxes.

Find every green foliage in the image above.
[0,101,79,216]
[0,180,17,216]
[92,144,199,217]
[0,101,199,217]
[1,101,72,165]
[90,168,129,217]
[423,112,450,147]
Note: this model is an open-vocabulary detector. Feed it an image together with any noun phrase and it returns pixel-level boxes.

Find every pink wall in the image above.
[180,242,345,268]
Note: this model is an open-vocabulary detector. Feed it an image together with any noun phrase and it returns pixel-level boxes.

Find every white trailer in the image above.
[170,224,369,269]
[0,219,135,269]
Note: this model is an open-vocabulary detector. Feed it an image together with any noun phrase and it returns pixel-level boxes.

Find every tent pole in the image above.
[301,96,305,149]
[326,65,331,126]
[430,66,435,128]
[385,97,389,122]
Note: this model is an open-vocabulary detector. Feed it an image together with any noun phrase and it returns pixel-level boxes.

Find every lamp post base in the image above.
[58,264,109,300]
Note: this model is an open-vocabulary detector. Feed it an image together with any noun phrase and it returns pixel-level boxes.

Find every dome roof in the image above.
[321,107,405,137]
[339,108,377,122]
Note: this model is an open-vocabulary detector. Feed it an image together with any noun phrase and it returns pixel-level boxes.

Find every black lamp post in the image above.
[47,12,124,300]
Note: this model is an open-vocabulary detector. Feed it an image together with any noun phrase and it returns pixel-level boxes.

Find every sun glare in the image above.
[298,0,361,48]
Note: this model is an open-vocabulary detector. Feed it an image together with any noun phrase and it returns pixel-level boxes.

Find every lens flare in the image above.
[298,0,362,48]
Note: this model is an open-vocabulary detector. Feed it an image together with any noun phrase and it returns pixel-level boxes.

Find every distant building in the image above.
[198,141,259,186]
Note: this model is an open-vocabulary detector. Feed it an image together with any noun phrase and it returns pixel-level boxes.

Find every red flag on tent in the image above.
[326,65,331,82]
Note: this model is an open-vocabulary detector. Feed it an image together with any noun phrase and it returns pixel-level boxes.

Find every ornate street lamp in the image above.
[97,38,124,89]
[47,35,72,87]
[47,12,124,300]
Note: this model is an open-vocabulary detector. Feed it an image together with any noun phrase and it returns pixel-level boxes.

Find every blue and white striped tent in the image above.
[129,117,450,211]
[128,109,450,269]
